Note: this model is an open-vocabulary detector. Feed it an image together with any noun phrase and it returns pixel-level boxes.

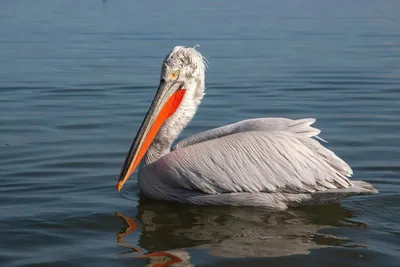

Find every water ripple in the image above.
[1,1,400,267]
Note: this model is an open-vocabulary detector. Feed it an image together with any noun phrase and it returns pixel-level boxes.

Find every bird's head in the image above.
[160,46,207,105]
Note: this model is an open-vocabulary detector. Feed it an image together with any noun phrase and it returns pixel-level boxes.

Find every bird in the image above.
[117,46,377,210]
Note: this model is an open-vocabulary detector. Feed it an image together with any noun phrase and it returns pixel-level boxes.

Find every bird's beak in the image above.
[117,80,186,191]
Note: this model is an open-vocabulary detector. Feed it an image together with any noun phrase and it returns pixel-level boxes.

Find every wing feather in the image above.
[173,117,322,150]
[157,130,353,195]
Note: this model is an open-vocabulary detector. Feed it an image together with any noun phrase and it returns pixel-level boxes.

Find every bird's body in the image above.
[117,46,377,210]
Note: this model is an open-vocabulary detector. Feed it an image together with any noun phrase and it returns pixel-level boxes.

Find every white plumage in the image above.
[119,46,377,209]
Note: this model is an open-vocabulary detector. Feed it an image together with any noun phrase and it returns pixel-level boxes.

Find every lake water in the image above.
[1,0,400,266]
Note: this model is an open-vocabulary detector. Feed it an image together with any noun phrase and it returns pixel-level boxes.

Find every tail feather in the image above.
[287,180,378,207]
[313,180,378,196]
[351,180,379,194]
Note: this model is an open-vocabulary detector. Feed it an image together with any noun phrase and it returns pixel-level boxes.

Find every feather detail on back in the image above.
[157,129,354,196]
[173,118,323,150]
[138,117,377,208]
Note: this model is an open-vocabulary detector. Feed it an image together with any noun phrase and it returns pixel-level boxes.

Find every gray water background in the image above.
[1,0,400,266]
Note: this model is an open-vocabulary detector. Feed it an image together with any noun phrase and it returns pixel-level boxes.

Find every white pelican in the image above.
[117,46,377,209]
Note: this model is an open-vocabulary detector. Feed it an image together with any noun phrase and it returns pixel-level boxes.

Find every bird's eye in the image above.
[169,70,180,80]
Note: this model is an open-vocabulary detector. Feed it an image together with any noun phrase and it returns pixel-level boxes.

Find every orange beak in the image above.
[117,80,186,191]
[136,251,182,267]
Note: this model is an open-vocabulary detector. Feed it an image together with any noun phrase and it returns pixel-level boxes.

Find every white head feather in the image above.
[144,46,208,164]
[161,46,207,105]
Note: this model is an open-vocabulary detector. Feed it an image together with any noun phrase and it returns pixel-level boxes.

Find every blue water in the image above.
[1,1,400,266]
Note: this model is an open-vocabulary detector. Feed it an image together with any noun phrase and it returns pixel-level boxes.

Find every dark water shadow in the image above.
[115,195,369,266]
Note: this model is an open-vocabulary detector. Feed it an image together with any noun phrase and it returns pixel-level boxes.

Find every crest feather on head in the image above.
[163,46,208,77]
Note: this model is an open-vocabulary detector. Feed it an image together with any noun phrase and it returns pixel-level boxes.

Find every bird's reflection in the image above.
[116,195,368,266]
[116,209,192,267]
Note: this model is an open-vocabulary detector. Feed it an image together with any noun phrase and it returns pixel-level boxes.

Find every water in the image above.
[1,0,399,266]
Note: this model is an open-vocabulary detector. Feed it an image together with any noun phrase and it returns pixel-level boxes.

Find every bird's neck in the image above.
[143,90,203,166]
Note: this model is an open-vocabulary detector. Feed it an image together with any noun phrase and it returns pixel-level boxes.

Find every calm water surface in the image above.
[1,1,400,266]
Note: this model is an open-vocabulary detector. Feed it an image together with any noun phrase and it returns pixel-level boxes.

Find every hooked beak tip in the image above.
[117,181,124,192]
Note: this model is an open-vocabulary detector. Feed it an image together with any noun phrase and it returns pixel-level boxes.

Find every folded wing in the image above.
[157,119,353,195]
[173,118,323,150]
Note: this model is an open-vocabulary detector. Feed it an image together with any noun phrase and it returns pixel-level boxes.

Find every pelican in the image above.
[117,46,377,209]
